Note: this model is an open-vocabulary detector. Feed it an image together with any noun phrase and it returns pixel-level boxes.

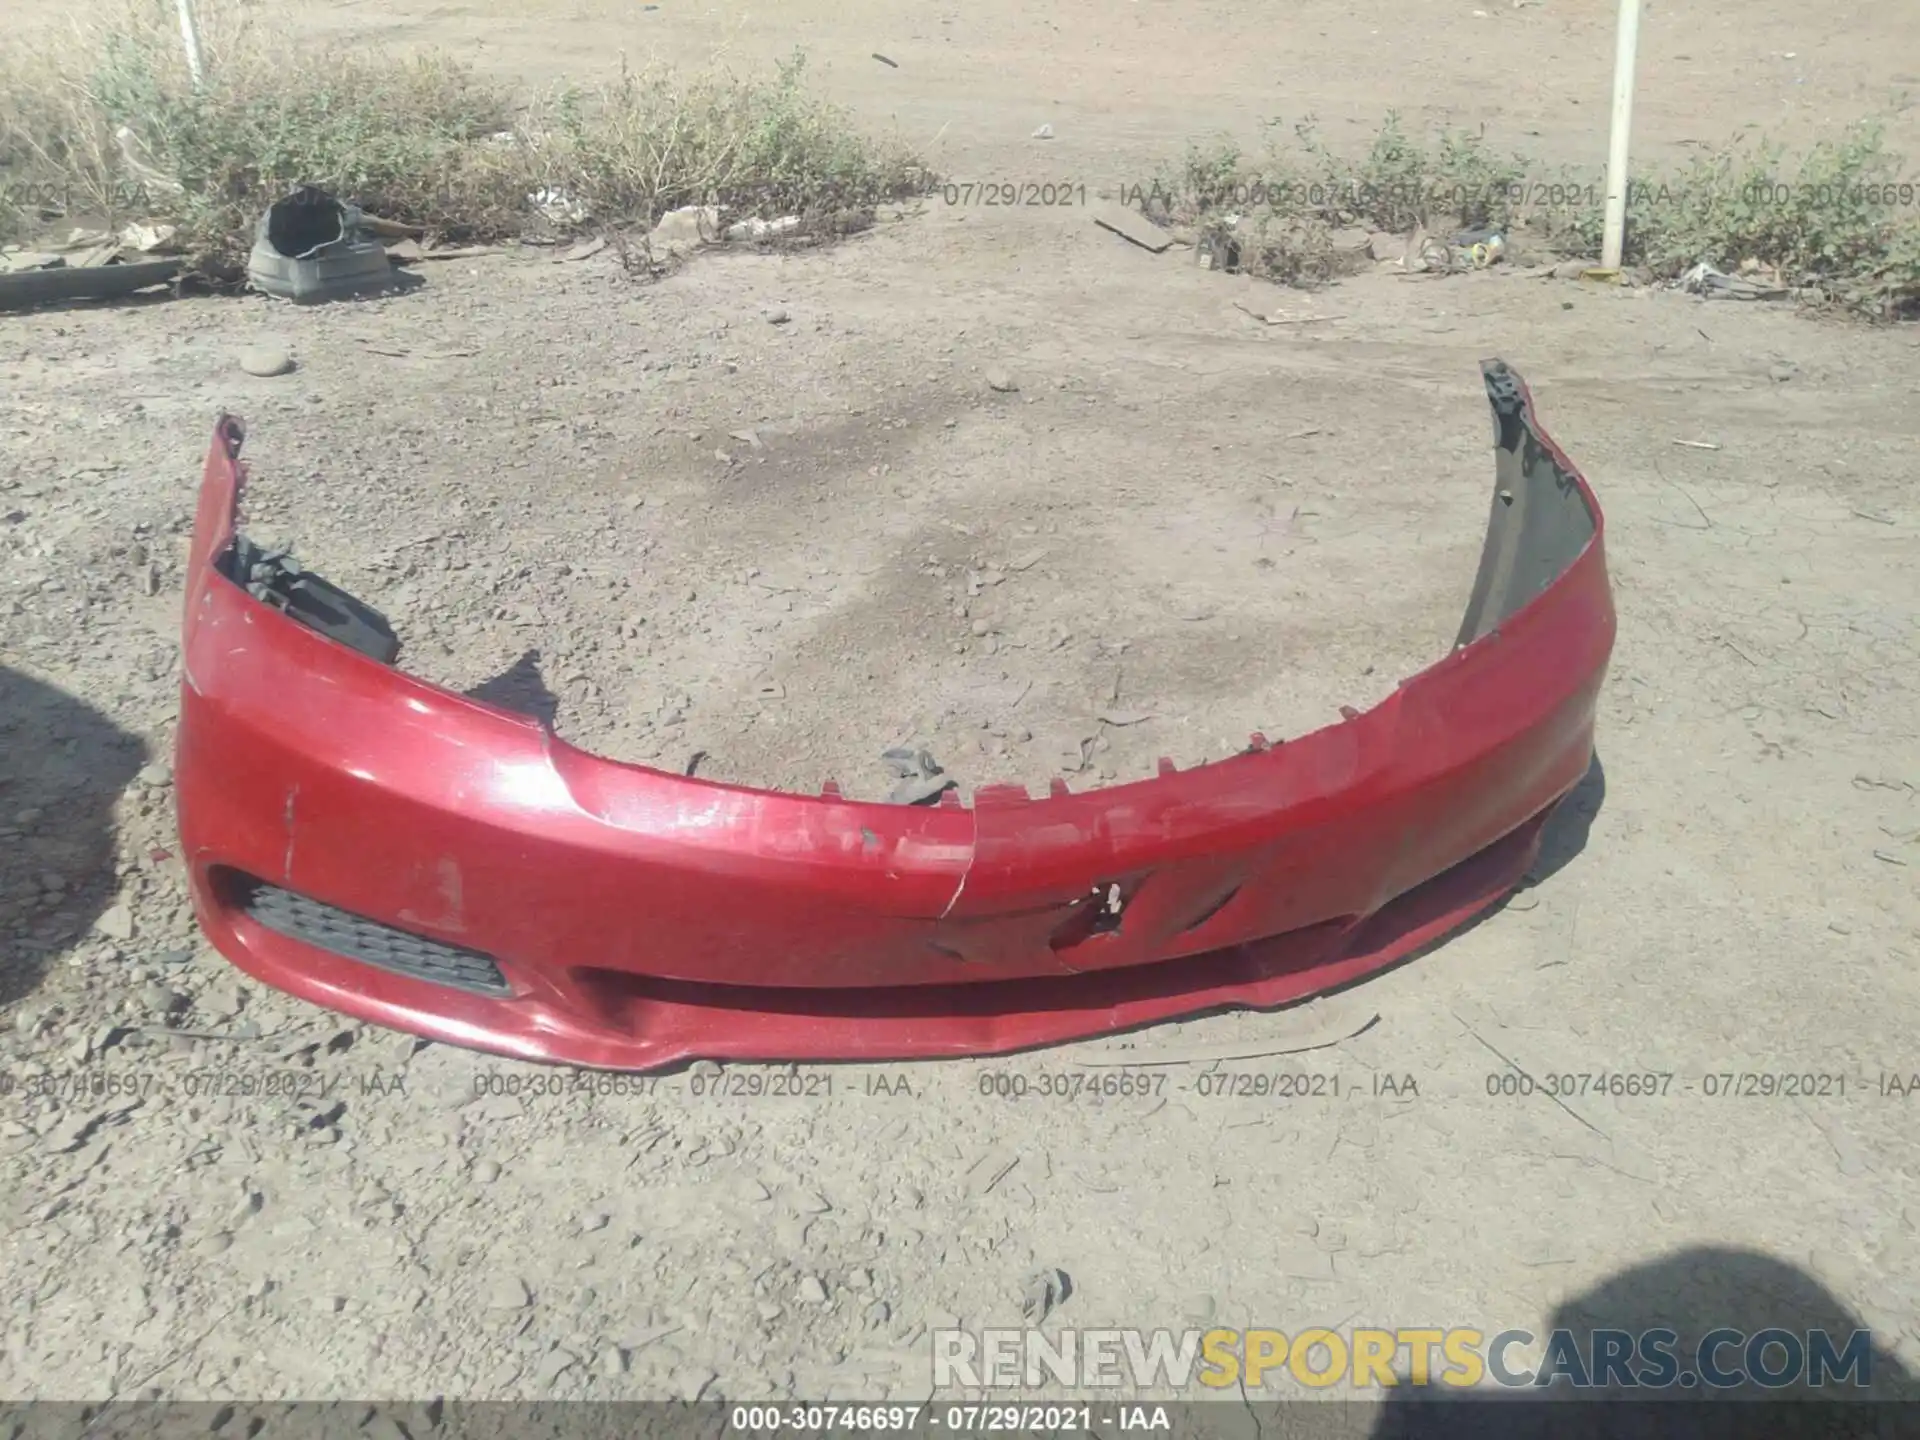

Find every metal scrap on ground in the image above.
[1681,260,1791,301]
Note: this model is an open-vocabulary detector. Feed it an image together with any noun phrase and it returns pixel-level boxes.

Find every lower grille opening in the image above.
[567,820,1553,1030]
[573,915,1359,1028]
[224,872,512,997]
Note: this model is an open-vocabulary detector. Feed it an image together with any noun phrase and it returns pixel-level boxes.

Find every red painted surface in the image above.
[176,379,1613,1070]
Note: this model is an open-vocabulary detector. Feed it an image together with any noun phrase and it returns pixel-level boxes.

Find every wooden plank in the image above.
[1091,202,1172,254]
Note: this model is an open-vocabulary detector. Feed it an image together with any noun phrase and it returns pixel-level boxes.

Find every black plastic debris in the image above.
[248,186,395,304]
[0,259,182,311]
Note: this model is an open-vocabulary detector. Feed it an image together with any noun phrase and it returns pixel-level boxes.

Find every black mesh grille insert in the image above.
[231,875,512,996]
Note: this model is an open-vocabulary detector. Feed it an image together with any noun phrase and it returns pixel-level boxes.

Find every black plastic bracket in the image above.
[1482,358,1528,453]
[220,534,400,665]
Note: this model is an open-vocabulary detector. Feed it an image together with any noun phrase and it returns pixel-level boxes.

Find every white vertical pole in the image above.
[1600,0,1643,270]
[175,0,206,87]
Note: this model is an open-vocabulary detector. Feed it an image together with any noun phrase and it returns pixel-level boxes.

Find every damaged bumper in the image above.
[176,361,1613,1069]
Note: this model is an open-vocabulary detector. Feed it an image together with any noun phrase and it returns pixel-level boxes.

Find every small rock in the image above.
[756,1299,784,1321]
[580,1211,611,1233]
[487,1276,532,1311]
[601,1346,629,1377]
[197,982,244,1021]
[797,1275,830,1305]
[866,1299,891,1327]
[881,746,942,780]
[1808,1249,1856,1286]
[137,763,173,788]
[1031,124,1054,140]
[237,346,294,378]
[1182,1292,1218,1324]
[81,1022,122,1062]
[970,618,991,637]
[1019,1267,1071,1323]
[984,369,1018,394]
[764,308,791,325]
[139,982,183,1015]
[775,1221,814,1259]
[473,1159,502,1184]
[534,1347,578,1387]
[95,905,135,942]
[1769,363,1797,383]
[676,1370,717,1403]
[195,1231,234,1257]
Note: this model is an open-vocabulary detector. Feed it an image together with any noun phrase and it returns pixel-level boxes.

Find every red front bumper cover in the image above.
[177,361,1613,1069]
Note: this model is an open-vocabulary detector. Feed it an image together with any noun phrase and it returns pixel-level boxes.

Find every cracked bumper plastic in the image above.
[176,360,1614,1069]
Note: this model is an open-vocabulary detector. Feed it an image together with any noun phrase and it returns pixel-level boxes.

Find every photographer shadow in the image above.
[1367,1246,1914,1439]
[0,664,147,1006]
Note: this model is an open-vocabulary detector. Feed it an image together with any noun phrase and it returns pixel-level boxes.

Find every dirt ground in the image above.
[3,0,1920,1412]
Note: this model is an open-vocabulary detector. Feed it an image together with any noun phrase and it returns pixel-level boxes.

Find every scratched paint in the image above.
[281,784,299,882]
